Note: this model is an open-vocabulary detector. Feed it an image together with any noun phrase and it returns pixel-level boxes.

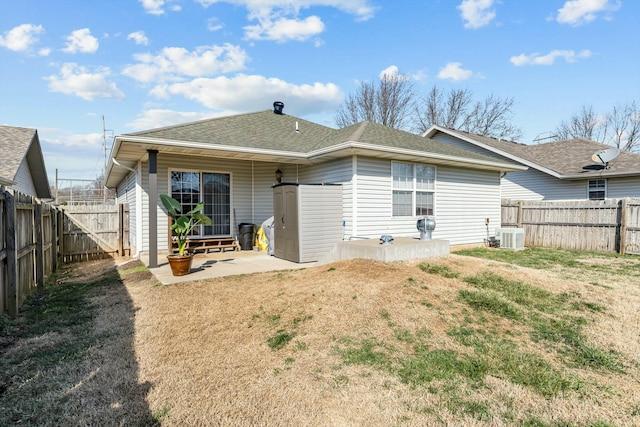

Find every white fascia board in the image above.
[114,136,308,161]
[562,171,640,180]
[309,141,528,172]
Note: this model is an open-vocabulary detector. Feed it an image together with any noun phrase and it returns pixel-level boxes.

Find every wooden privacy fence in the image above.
[1,186,130,317]
[60,204,130,263]
[502,199,640,255]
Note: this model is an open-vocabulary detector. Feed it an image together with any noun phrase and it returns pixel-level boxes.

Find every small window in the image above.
[588,179,606,200]
[392,162,435,216]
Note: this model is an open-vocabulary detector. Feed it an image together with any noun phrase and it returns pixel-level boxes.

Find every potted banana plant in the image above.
[160,194,212,276]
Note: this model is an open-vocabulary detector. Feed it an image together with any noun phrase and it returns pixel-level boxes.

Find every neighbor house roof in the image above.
[0,125,52,198]
[106,110,526,188]
[425,125,640,180]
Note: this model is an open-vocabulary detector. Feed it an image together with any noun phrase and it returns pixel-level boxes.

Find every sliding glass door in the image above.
[170,171,231,236]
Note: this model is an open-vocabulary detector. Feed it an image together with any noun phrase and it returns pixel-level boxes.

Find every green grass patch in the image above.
[458,289,522,320]
[458,269,623,373]
[464,271,564,313]
[418,262,460,279]
[267,330,296,350]
[454,247,640,277]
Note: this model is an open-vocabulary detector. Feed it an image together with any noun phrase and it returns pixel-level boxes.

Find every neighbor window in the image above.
[588,179,606,200]
[392,162,435,216]
[170,171,231,236]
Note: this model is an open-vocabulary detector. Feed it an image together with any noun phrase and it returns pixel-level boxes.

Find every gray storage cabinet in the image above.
[273,183,343,263]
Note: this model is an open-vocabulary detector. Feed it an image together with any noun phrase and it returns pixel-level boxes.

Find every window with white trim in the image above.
[170,171,231,236]
[392,162,435,216]
[588,179,606,200]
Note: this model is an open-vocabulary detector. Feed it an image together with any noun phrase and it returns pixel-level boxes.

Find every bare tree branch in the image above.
[414,85,522,140]
[555,102,639,152]
[335,71,416,130]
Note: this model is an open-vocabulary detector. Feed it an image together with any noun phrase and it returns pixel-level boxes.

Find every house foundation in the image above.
[317,237,450,265]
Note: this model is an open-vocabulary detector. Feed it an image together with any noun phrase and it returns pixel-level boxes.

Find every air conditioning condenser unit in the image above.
[495,228,525,250]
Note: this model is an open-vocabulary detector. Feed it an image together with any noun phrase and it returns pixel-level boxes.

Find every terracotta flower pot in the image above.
[167,254,194,276]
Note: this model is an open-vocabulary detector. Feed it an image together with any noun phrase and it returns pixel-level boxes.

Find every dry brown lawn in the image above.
[1,251,639,426]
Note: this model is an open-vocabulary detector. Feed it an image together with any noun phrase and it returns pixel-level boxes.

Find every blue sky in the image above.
[1,0,639,182]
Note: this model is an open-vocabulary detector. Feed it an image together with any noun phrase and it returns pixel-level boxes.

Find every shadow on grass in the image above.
[0,258,158,426]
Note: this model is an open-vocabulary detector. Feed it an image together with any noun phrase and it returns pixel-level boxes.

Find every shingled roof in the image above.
[0,126,51,198]
[107,110,526,188]
[123,110,513,163]
[428,126,640,179]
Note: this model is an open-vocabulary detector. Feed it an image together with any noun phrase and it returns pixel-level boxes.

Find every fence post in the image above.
[5,191,18,318]
[35,201,44,288]
[619,199,627,255]
[51,205,58,272]
[57,208,64,263]
[516,201,523,228]
[118,203,124,256]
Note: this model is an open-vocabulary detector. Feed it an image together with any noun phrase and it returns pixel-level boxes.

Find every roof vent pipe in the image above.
[273,101,284,114]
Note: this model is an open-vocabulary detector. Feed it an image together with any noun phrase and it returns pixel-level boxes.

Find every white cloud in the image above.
[127,31,149,45]
[195,0,376,21]
[154,74,342,115]
[139,0,165,15]
[556,0,620,26]
[47,132,104,148]
[195,0,375,42]
[46,63,124,100]
[122,44,249,83]
[379,65,399,79]
[437,62,473,81]
[126,109,226,130]
[244,15,325,42]
[38,48,51,56]
[510,49,592,66]
[0,24,44,52]
[62,28,99,54]
[207,17,224,31]
[457,0,496,29]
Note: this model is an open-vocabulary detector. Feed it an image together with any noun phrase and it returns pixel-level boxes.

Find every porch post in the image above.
[148,149,158,268]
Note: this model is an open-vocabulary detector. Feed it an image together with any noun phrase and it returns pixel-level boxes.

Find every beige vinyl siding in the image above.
[351,157,502,245]
[437,167,501,245]
[13,159,37,197]
[139,154,285,254]
[116,170,137,255]
[608,176,640,198]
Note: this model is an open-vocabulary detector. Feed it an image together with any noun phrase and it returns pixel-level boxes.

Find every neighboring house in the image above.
[425,125,640,201]
[104,106,525,263]
[0,125,52,199]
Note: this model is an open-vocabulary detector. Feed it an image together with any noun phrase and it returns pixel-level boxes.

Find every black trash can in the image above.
[238,223,255,250]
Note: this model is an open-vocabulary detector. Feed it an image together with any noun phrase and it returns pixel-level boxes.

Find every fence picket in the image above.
[0,186,130,316]
[502,198,640,255]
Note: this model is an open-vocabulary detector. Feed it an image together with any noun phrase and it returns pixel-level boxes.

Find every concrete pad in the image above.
[146,250,314,285]
[318,237,449,265]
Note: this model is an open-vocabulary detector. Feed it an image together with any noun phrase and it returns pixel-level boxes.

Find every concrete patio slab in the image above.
[147,250,314,285]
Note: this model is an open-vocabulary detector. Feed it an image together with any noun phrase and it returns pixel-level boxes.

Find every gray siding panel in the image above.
[13,159,37,197]
[116,170,138,255]
[502,170,586,200]
[608,176,640,198]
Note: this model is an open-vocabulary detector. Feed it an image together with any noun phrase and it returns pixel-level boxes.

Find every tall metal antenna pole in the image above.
[102,115,107,173]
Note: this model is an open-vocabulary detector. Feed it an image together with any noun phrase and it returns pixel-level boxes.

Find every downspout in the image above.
[251,161,255,225]
[352,155,358,237]
[135,161,143,258]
